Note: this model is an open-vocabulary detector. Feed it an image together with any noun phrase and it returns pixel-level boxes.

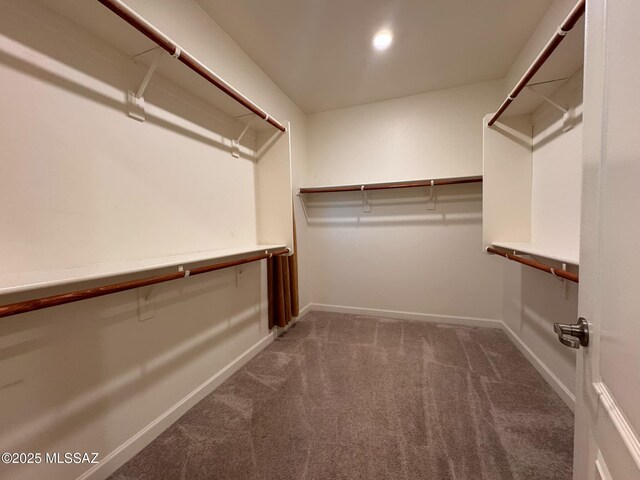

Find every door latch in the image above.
[554,317,589,349]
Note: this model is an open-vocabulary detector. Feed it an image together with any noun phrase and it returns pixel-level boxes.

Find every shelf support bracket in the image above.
[232,118,257,158]
[137,287,155,321]
[361,186,371,213]
[256,129,284,160]
[297,193,310,223]
[547,261,570,298]
[128,49,163,122]
[525,86,573,132]
[426,180,436,210]
[236,265,246,287]
[562,263,569,299]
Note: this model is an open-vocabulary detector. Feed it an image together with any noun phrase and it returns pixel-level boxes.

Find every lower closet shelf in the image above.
[491,242,579,266]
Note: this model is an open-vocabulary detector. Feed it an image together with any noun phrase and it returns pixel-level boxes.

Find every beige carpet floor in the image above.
[110,311,574,480]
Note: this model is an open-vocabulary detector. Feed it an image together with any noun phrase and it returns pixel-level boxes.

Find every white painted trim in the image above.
[270,303,313,337]
[307,303,503,329]
[274,313,299,335]
[296,303,312,319]
[501,323,575,411]
[76,333,275,480]
[593,382,640,472]
[276,317,298,334]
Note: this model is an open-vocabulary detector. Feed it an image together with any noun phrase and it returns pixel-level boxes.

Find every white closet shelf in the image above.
[38,0,282,132]
[487,0,585,122]
[492,242,579,266]
[0,245,286,295]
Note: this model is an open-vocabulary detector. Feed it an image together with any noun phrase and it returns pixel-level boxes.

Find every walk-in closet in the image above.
[1,0,639,479]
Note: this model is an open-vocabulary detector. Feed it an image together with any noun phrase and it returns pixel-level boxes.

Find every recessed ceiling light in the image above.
[372,30,393,51]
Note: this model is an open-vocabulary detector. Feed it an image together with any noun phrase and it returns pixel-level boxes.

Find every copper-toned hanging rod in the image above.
[299,175,482,194]
[0,248,290,319]
[487,0,585,127]
[96,0,286,133]
[486,247,578,283]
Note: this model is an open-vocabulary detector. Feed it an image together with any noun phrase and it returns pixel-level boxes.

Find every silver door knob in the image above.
[554,317,589,349]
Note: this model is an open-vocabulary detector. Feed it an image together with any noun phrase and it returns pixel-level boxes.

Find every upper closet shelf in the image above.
[40,0,285,133]
[492,242,579,266]
[487,0,585,125]
[299,175,482,194]
[0,245,286,296]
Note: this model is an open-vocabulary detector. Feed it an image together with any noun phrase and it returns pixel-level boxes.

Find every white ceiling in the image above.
[196,0,554,113]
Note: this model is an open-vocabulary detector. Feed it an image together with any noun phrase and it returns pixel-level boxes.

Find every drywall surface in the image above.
[482,114,533,249]
[502,261,578,403]
[304,81,505,323]
[305,80,505,186]
[304,184,503,322]
[531,69,583,255]
[0,0,307,478]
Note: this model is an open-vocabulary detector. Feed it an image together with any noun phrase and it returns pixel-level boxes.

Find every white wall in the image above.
[531,69,583,254]
[304,81,505,323]
[502,262,578,402]
[305,80,505,185]
[0,3,257,272]
[305,184,503,323]
[0,0,307,479]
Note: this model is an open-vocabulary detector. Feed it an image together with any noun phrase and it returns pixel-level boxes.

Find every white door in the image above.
[570,0,640,478]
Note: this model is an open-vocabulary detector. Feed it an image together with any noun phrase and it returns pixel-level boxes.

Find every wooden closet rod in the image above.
[487,0,585,127]
[486,247,578,283]
[96,0,286,133]
[0,248,290,319]
[299,175,482,194]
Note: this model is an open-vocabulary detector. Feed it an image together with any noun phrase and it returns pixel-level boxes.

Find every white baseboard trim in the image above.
[501,323,575,411]
[271,303,313,337]
[296,303,312,319]
[77,333,275,480]
[307,303,503,329]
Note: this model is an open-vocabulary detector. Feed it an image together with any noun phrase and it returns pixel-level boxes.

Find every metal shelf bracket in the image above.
[128,49,163,122]
[426,180,436,210]
[297,193,309,223]
[361,186,371,213]
[526,86,573,132]
[545,260,571,298]
[232,118,257,158]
